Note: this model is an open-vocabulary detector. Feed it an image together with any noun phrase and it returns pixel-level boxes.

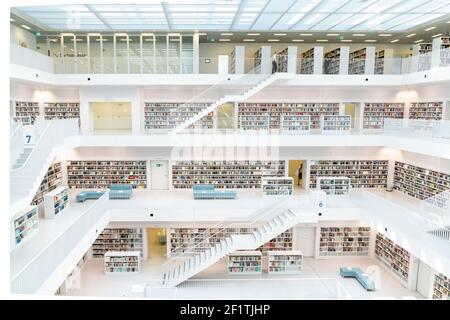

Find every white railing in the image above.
[10,43,53,73]
[11,193,110,294]
[384,118,450,140]
[10,120,24,169]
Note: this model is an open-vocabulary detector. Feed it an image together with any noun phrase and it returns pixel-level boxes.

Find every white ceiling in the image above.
[12,0,450,32]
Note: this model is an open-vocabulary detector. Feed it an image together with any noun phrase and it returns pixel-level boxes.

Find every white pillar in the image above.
[261,46,271,74]
[313,46,324,75]
[339,46,350,75]
[235,46,245,74]
[411,44,420,73]
[218,55,229,74]
[431,37,442,69]
[193,33,199,74]
[365,46,376,75]
[288,46,298,74]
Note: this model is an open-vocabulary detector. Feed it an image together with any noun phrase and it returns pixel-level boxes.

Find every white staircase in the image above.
[12,147,34,169]
[420,190,450,241]
[428,225,450,241]
[161,208,300,288]
[170,72,294,134]
[10,119,79,211]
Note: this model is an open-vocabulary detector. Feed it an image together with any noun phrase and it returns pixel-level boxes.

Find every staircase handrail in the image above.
[164,194,293,264]
[10,120,24,169]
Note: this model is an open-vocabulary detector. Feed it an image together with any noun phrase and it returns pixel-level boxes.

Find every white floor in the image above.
[63,254,424,300]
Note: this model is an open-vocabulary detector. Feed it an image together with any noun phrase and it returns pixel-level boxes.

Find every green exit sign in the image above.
[339,35,344,41]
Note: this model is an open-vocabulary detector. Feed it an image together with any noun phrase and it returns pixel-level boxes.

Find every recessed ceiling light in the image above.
[406,33,416,38]
[49,39,58,43]
[378,34,392,37]
[21,25,31,30]
[300,33,313,36]
[425,26,436,31]
[197,33,207,36]
[267,39,279,42]
[432,33,443,38]
[219,38,231,42]
[390,39,399,43]
[273,33,286,36]
[292,39,304,42]
[243,39,255,42]
[247,33,260,36]
[10,18,15,22]
[316,39,328,42]
[341,39,352,42]
[221,33,233,36]
[326,33,339,36]
[414,39,424,43]
[352,33,365,36]
[365,40,377,42]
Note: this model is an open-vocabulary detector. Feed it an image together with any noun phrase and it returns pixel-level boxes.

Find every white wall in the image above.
[10,24,36,49]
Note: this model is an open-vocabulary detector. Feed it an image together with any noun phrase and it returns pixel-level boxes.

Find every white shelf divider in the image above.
[104,251,140,274]
[261,176,293,195]
[227,251,262,275]
[267,250,303,274]
[43,186,70,219]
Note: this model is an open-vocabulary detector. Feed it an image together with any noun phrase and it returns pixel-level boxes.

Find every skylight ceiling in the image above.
[12,0,450,32]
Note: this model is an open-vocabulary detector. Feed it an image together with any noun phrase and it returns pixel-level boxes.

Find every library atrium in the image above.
[7,0,450,300]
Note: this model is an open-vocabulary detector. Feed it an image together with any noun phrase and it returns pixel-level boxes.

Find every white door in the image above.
[416,261,433,298]
[296,227,315,257]
[150,160,169,190]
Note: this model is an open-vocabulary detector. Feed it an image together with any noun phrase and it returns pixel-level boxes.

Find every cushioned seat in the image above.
[340,267,375,291]
[76,191,105,202]
[109,184,133,200]
[192,185,236,200]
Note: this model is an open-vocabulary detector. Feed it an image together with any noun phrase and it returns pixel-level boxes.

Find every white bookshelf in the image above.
[171,160,286,189]
[433,273,450,300]
[14,101,40,124]
[67,160,147,189]
[44,186,70,219]
[363,103,405,130]
[319,227,370,257]
[316,177,351,195]
[228,251,262,274]
[348,48,367,75]
[92,228,144,258]
[280,115,310,134]
[254,48,262,69]
[375,49,394,75]
[104,251,140,274]
[408,102,444,120]
[143,102,213,130]
[259,229,293,254]
[12,205,39,249]
[44,102,80,120]
[416,43,432,71]
[393,161,450,200]
[32,162,63,205]
[432,36,450,67]
[323,48,340,74]
[309,160,388,189]
[267,251,303,274]
[261,177,293,196]
[320,115,351,134]
[300,48,314,74]
[276,48,288,73]
[375,232,411,283]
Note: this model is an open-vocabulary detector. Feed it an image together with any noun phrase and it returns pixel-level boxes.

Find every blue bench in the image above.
[193,184,236,200]
[76,191,105,202]
[340,267,375,291]
[109,184,133,200]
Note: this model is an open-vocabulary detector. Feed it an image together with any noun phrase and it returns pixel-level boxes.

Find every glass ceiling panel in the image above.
[329,13,375,30]
[360,0,403,13]
[271,13,306,29]
[373,14,423,30]
[389,13,445,30]
[353,14,397,30]
[263,0,297,12]
[312,0,352,13]
[337,0,377,13]
[291,13,328,30]
[252,13,283,29]
[289,0,323,12]
[410,0,450,13]
[19,5,90,12]
[312,13,353,30]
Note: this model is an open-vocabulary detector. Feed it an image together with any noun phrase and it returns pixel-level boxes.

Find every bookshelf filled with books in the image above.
[416,43,432,71]
[261,177,293,196]
[309,160,388,189]
[230,48,236,74]
[276,48,288,73]
[259,229,293,254]
[280,114,310,133]
[32,162,63,205]
[320,115,351,134]
[375,49,393,75]
[144,103,213,130]
[67,160,147,189]
[254,48,262,69]
[104,251,140,274]
[393,161,450,200]
[228,251,262,274]
[12,205,39,248]
[363,103,405,130]
[433,273,450,300]
[92,228,144,258]
[44,102,80,120]
[171,160,286,189]
[323,48,340,74]
[348,48,367,75]
[267,251,303,274]
[408,102,444,120]
[318,227,370,257]
[375,232,412,284]
[300,48,314,74]
[316,177,351,195]
[44,186,70,219]
[14,101,40,124]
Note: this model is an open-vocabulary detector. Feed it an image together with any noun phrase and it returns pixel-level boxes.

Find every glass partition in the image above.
[114,34,129,73]
[129,35,140,74]
[102,35,114,74]
[62,34,76,73]
[181,35,193,74]
[88,34,102,73]
[76,35,88,73]
[167,33,181,74]
[142,33,156,74]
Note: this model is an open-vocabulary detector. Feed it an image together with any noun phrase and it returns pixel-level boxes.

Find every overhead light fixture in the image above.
[378,34,392,37]
[300,33,313,36]
[326,33,339,36]
[316,39,328,42]
[390,39,399,43]
[243,39,255,42]
[49,39,58,43]
[432,33,443,38]
[219,38,231,42]
[247,33,260,36]
[273,33,286,36]
[267,39,279,42]
[425,26,436,31]
[414,39,424,43]
[365,40,377,42]
[292,39,304,42]
[221,33,233,36]
[21,25,31,30]
[197,33,207,36]
[96,38,108,42]
[10,18,15,22]
[341,39,352,42]
[406,33,416,38]
[352,33,365,37]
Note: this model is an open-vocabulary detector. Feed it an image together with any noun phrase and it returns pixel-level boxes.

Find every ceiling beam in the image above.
[85,4,113,30]
[162,2,172,30]
[230,0,246,30]
[11,7,52,31]
[268,0,299,30]
[249,0,271,30]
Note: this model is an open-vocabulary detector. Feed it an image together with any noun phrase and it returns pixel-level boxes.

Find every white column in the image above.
[339,46,350,75]
[382,48,394,74]
[387,159,395,190]
[193,33,199,74]
[411,44,420,73]
[235,46,245,74]
[313,46,324,75]
[261,46,272,74]
[287,46,298,74]
[365,46,375,74]
[218,55,229,74]
[431,37,442,68]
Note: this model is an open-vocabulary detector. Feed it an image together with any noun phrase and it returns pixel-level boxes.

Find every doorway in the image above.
[343,102,358,129]
[217,102,234,130]
[147,228,167,258]
[288,160,305,190]
[91,101,132,133]
[295,226,315,257]
[150,160,169,190]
